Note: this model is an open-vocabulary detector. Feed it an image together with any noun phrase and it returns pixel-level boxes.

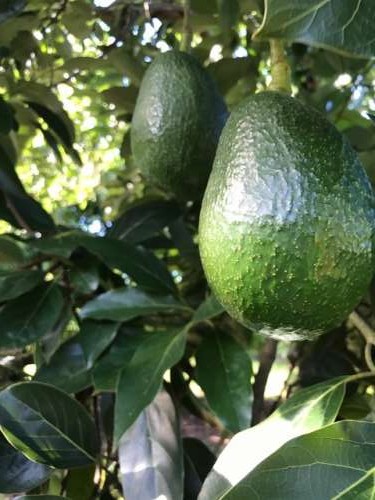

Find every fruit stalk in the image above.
[269,39,292,94]
[181,0,193,52]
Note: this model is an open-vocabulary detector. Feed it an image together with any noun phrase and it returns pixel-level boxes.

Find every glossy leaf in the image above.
[193,294,225,323]
[114,328,187,444]
[93,328,149,391]
[0,382,99,468]
[199,376,347,499]
[36,321,119,393]
[0,432,52,493]
[0,284,64,348]
[253,0,375,58]
[0,269,43,301]
[119,390,183,500]
[196,332,252,433]
[34,232,177,294]
[109,199,181,244]
[225,421,375,499]
[80,287,188,321]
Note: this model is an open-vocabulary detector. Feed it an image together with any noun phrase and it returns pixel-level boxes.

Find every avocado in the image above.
[199,91,375,340]
[131,50,228,200]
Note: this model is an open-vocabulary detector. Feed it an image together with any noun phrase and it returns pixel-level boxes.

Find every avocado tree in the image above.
[0,1,374,499]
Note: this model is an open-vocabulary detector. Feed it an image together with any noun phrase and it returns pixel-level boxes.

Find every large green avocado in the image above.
[199,91,375,341]
[131,50,228,200]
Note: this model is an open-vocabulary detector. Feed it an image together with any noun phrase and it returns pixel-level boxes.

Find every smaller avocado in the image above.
[131,50,228,200]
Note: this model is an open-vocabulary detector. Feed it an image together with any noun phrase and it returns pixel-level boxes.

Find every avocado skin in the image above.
[199,91,375,340]
[131,50,228,200]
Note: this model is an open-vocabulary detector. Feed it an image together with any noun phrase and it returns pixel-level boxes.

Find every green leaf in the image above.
[253,0,375,58]
[217,0,240,33]
[15,496,70,500]
[65,464,96,500]
[0,432,52,493]
[114,328,187,444]
[0,284,64,348]
[207,57,258,95]
[0,269,43,301]
[93,328,149,391]
[34,232,177,294]
[35,321,118,393]
[119,390,184,500]
[26,101,74,151]
[0,96,15,133]
[80,287,188,321]
[101,86,138,113]
[82,236,177,295]
[196,332,252,433]
[224,420,375,499]
[108,199,181,244]
[0,381,99,468]
[0,0,26,24]
[333,467,375,499]
[199,376,347,499]
[192,294,225,323]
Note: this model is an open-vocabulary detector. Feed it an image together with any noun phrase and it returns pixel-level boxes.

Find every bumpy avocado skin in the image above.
[199,91,375,341]
[131,50,228,200]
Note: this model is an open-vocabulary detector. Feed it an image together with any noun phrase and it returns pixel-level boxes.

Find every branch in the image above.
[251,338,278,425]
[4,192,33,233]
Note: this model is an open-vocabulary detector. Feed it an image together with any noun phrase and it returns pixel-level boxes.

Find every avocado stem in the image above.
[181,0,193,53]
[269,39,292,94]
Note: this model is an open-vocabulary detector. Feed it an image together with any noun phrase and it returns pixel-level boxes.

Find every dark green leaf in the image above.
[200,376,347,499]
[0,381,99,468]
[114,328,187,444]
[196,332,252,433]
[0,269,43,301]
[0,432,52,493]
[93,328,149,391]
[225,421,375,499]
[26,101,76,154]
[35,321,118,393]
[207,57,257,95]
[82,236,177,295]
[34,232,177,294]
[217,0,240,33]
[0,284,64,348]
[69,261,99,295]
[0,0,26,24]
[119,390,183,499]
[0,96,14,133]
[183,438,216,499]
[109,199,181,244]
[80,287,188,321]
[193,294,224,323]
[101,86,138,112]
[253,0,375,58]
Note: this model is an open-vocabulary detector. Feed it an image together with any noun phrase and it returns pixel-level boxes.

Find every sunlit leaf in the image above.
[0,382,99,468]
[253,0,375,58]
[119,390,184,499]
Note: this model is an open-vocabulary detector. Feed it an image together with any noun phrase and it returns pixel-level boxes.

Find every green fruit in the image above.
[199,91,375,341]
[131,50,228,200]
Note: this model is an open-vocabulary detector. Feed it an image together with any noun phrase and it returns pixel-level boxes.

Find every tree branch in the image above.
[251,338,278,425]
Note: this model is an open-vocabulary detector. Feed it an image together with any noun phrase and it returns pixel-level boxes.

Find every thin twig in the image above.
[349,310,375,344]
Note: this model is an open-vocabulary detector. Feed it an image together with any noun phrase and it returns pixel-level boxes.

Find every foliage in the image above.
[0,0,374,499]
